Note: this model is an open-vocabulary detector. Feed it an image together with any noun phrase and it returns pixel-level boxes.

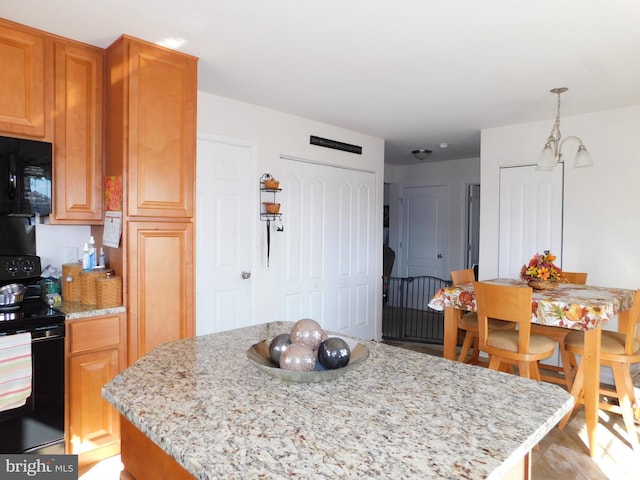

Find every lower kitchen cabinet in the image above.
[66,313,126,464]
[127,221,194,363]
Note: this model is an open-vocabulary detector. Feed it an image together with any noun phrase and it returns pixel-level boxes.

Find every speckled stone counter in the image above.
[103,322,574,480]
[55,300,125,319]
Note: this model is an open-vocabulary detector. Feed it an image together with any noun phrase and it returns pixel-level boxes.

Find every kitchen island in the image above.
[102,322,573,479]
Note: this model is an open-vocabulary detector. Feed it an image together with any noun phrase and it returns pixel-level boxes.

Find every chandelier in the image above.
[536,87,593,171]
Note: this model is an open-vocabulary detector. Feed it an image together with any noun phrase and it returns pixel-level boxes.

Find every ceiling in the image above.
[3,1,640,165]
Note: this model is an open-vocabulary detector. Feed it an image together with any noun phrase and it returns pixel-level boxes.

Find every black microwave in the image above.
[0,135,52,215]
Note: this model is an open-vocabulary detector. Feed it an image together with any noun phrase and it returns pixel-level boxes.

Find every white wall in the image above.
[197,92,386,329]
[36,224,90,270]
[480,104,640,290]
[384,157,481,278]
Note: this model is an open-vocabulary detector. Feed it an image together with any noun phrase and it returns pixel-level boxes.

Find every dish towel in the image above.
[0,333,32,413]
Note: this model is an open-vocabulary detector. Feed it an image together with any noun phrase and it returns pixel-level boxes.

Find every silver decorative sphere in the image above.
[289,318,327,351]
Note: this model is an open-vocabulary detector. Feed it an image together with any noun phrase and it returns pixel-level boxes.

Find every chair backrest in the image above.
[562,271,588,284]
[621,289,640,356]
[473,281,533,353]
[451,268,475,286]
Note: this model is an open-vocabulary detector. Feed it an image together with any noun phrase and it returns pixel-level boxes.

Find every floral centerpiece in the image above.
[520,250,562,290]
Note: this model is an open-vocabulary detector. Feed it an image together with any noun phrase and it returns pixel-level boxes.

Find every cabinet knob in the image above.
[241,271,251,280]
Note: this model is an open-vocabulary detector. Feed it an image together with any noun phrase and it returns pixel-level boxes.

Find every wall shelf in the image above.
[260,174,282,221]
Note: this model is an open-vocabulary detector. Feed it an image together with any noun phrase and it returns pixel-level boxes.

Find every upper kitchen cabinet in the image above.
[0,20,51,139]
[53,40,105,223]
[106,35,197,218]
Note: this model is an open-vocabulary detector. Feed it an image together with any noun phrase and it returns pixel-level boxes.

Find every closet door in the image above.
[282,158,376,340]
[498,164,563,278]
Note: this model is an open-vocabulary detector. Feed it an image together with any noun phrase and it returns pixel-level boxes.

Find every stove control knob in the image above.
[21,259,35,274]
[6,259,19,275]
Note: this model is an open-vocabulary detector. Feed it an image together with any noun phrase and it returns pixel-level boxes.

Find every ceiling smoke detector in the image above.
[412,149,432,161]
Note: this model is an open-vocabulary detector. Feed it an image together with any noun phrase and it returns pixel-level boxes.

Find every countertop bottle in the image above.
[88,236,96,269]
[82,243,90,271]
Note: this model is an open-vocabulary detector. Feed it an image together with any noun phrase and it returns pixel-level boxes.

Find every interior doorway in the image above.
[465,184,480,269]
[195,133,256,335]
[398,185,449,279]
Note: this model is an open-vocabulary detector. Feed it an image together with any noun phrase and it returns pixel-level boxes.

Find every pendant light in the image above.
[536,87,594,171]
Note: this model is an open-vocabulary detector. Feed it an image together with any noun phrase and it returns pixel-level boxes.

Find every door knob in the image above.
[241,271,251,280]
[437,254,443,258]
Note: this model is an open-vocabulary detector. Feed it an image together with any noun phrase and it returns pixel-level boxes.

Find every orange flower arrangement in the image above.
[520,251,562,282]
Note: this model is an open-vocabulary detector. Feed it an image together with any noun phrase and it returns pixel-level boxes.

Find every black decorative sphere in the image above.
[269,333,292,365]
[317,337,351,370]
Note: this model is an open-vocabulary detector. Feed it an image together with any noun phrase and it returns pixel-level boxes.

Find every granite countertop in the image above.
[56,300,126,319]
[103,322,574,480]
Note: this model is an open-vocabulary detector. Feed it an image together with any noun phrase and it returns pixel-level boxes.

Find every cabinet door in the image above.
[68,348,120,456]
[128,221,194,362]
[0,22,47,137]
[53,41,104,223]
[125,39,197,218]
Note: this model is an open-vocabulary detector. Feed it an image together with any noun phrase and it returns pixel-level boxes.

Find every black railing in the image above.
[382,275,451,344]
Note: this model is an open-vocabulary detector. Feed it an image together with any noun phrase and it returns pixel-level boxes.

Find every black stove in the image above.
[0,253,66,454]
[0,254,65,334]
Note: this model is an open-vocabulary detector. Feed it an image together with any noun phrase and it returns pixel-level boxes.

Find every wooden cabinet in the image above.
[0,18,104,223]
[127,221,194,362]
[53,40,105,223]
[0,20,50,138]
[106,35,197,218]
[105,35,197,365]
[66,314,126,464]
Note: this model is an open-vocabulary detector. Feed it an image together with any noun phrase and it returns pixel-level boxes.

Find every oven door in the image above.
[0,324,65,454]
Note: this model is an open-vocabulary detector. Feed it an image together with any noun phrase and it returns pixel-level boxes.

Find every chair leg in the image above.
[559,360,585,430]
[518,361,532,380]
[558,343,574,390]
[457,331,474,363]
[611,362,640,449]
[488,355,502,372]
[470,337,480,364]
[531,362,542,381]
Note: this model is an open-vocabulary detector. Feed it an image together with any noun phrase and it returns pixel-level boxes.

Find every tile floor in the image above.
[80,341,640,479]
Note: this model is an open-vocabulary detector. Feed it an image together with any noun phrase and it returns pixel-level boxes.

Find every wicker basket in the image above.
[96,275,123,308]
[263,202,281,214]
[62,263,83,302]
[527,279,559,291]
[80,269,113,305]
[263,178,280,189]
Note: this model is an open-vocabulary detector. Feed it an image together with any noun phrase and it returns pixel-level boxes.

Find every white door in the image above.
[196,133,255,335]
[498,165,564,278]
[281,158,376,340]
[399,185,449,278]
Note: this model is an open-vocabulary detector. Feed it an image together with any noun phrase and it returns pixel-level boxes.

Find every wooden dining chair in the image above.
[559,289,640,449]
[561,271,588,284]
[473,281,557,380]
[451,269,514,364]
[530,272,588,390]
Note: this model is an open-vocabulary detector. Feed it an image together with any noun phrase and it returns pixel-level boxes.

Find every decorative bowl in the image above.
[246,336,369,383]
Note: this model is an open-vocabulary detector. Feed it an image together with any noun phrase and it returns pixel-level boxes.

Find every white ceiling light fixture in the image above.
[537,87,593,171]
[412,149,432,161]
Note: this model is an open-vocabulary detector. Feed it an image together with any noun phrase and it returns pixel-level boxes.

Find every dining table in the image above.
[428,278,637,458]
